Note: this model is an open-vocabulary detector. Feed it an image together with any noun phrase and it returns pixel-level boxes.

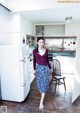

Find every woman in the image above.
[33,37,53,109]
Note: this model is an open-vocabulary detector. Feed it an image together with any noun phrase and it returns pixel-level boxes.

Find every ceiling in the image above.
[19,7,80,24]
[3,0,80,23]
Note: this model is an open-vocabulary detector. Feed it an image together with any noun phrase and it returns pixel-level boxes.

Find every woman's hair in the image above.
[37,37,45,42]
[36,37,45,52]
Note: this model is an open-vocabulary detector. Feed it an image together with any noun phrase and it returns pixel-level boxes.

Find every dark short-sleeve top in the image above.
[33,49,51,70]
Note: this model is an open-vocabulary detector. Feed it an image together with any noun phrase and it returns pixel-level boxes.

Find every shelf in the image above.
[44,36,77,39]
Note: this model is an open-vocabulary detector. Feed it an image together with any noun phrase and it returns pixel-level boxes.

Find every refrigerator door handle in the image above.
[20,57,28,62]
[27,56,30,59]
[20,56,30,62]
[20,58,26,62]
[20,60,25,62]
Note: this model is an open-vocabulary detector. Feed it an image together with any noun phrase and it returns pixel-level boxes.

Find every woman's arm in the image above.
[46,50,53,72]
[33,50,36,70]
[46,53,51,69]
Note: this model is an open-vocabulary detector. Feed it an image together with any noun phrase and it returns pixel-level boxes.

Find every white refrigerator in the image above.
[0,45,30,102]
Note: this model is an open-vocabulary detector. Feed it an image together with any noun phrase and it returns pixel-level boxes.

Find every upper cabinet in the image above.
[35,23,80,37]
[35,24,65,36]
[65,23,80,36]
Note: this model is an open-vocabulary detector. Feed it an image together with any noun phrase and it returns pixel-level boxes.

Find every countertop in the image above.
[49,50,75,52]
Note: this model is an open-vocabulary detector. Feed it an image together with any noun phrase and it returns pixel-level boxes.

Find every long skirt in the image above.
[35,63,50,93]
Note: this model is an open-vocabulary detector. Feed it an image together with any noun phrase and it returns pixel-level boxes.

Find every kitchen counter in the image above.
[48,50,76,57]
[49,49,75,52]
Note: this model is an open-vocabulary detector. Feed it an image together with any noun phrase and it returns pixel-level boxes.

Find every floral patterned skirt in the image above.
[35,63,50,93]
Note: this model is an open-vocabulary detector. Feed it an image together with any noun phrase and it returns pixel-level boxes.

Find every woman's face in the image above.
[37,39,45,48]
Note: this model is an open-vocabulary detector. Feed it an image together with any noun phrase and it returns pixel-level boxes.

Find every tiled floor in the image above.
[0,56,80,113]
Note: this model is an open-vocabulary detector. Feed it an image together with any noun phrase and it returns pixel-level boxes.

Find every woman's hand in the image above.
[50,69,53,73]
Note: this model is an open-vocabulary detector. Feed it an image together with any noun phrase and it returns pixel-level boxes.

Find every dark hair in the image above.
[36,37,45,52]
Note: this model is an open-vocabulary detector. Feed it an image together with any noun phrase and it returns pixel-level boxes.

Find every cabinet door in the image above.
[65,24,74,35]
[65,23,80,35]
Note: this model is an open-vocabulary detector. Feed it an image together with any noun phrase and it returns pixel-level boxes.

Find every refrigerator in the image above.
[0,45,30,102]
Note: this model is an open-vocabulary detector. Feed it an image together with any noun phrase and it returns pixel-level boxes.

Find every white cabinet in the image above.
[65,23,80,36]
[35,25,65,36]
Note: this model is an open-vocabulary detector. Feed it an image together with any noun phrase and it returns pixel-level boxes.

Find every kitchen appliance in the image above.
[0,45,30,102]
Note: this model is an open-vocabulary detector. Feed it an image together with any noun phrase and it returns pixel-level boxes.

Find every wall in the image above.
[0,5,11,45]
[10,13,21,45]
[10,13,34,45]
[20,15,34,45]
[72,36,80,103]
[0,0,8,6]
[20,16,33,35]
[63,38,76,50]
[0,4,34,45]
[45,38,76,51]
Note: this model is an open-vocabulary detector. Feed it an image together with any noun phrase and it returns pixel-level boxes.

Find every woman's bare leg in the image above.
[39,93,45,109]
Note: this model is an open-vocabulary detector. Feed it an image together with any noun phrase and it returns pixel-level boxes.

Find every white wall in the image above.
[72,36,80,103]
[11,13,34,45]
[0,4,34,46]
[0,0,8,6]
[20,15,34,45]
[64,38,76,50]
[20,16,33,35]
[10,13,21,45]
[45,38,76,50]
[0,5,11,45]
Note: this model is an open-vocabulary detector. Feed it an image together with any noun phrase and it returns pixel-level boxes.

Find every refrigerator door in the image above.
[0,45,21,101]
[20,82,30,102]
[0,45,30,102]
[19,45,30,61]
[19,45,30,101]
[20,59,30,85]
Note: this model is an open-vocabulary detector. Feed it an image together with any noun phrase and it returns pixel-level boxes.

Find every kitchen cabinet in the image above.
[35,25,65,36]
[65,23,80,36]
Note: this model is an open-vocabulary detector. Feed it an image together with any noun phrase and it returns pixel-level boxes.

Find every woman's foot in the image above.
[39,103,44,109]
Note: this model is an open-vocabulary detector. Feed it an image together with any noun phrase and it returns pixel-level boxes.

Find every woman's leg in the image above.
[39,93,45,109]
